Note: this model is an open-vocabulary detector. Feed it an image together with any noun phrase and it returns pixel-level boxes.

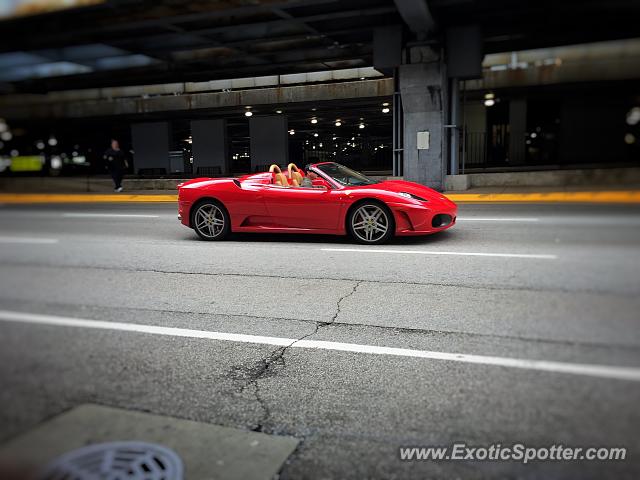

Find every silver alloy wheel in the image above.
[194,203,225,239]
[351,204,389,243]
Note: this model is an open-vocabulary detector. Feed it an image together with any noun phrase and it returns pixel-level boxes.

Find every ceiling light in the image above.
[311,118,318,124]
[276,110,283,114]
[245,111,253,117]
[335,120,342,127]
[626,107,640,126]
[382,102,389,107]
[484,92,495,100]
[359,123,365,129]
[484,99,495,107]
[289,129,295,135]
[313,133,319,137]
[1,132,12,141]
[382,107,390,113]
[48,136,57,146]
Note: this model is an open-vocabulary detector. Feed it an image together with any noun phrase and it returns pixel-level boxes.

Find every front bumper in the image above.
[388,202,457,235]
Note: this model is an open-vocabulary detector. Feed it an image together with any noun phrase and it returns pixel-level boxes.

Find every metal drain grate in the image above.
[39,441,183,480]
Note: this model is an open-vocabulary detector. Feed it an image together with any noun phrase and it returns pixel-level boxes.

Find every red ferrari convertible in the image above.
[178,162,457,244]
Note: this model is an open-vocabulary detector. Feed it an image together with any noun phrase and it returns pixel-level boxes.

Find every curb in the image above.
[0,194,178,203]
[445,191,640,203]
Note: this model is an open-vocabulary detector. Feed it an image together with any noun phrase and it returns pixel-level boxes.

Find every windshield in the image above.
[315,163,378,186]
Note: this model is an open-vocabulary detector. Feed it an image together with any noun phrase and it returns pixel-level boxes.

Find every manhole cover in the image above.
[39,441,183,480]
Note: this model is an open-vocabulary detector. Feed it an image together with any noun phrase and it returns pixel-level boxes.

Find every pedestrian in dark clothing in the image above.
[104,139,127,192]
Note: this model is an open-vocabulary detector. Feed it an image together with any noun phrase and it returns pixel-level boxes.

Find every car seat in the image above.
[288,163,304,187]
[269,164,289,187]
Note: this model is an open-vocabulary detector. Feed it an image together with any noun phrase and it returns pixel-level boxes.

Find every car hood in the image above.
[374,180,454,204]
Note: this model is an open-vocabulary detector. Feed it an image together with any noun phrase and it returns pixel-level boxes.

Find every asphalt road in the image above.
[0,202,639,479]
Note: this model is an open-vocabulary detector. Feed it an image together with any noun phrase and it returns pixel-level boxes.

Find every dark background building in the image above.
[0,0,639,189]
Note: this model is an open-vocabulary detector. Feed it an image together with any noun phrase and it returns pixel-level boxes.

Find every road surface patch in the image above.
[0,309,638,382]
[321,248,557,260]
[0,236,58,244]
[457,217,540,222]
[62,213,160,218]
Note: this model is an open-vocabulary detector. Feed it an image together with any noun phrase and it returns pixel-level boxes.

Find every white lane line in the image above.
[0,236,58,244]
[0,310,637,382]
[62,213,160,218]
[458,217,540,222]
[321,248,557,260]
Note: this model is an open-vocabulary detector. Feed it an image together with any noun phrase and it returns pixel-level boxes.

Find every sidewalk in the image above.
[445,185,640,203]
[1,187,640,204]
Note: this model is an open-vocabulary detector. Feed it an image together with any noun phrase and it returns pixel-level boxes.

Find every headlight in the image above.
[398,192,428,202]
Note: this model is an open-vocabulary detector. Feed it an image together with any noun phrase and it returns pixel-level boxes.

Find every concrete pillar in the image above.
[131,122,170,175]
[509,98,527,165]
[449,78,461,175]
[398,61,447,190]
[249,115,288,172]
[191,119,229,175]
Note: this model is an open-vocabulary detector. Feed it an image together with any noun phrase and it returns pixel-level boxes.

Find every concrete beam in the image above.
[393,0,436,40]
[0,78,393,120]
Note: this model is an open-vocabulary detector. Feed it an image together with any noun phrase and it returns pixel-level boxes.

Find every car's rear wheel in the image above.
[347,202,394,244]
[191,200,230,241]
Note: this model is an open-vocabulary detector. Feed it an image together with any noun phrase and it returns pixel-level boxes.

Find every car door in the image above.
[261,185,344,230]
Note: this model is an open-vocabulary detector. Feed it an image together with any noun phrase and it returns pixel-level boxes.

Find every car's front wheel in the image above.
[347,202,394,244]
[191,200,230,241]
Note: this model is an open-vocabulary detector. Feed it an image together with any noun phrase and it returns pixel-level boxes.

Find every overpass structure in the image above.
[1,0,640,188]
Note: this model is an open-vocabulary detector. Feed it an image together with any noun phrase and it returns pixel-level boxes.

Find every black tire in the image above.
[191,199,231,241]
[346,201,395,245]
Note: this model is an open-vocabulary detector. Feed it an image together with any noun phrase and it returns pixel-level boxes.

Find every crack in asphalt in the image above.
[237,281,362,433]
[4,297,640,351]
[0,260,636,298]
